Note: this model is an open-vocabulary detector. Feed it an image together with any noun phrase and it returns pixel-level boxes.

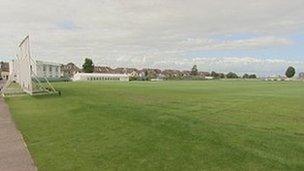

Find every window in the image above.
[49,66,52,72]
[43,66,46,72]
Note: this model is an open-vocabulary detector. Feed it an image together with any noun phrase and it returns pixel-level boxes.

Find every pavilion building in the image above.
[72,73,129,82]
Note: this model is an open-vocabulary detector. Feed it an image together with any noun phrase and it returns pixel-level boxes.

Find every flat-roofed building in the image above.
[73,73,129,82]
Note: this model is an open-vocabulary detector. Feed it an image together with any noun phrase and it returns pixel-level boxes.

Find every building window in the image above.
[49,66,52,72]
[43,66,46,72]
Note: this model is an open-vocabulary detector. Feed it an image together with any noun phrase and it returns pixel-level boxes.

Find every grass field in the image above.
[5,81,304,170]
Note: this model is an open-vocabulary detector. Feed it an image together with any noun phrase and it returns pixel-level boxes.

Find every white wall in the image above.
[73,73,129,82]
[35,62,61,78]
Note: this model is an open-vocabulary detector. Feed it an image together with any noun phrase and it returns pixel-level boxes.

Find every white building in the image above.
[34,60,61,78]
[205,76,214,80]
[73,73,129,82]
[10,60,61,82]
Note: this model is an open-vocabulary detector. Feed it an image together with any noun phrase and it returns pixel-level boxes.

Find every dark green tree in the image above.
[249,74,257,79]
[211,71,219,78]
[82,58,94,73]
[285,66,296,78]
[243,73,249,79]
[226,72,239,79]
[219,73,226,79]
[191,65,198,76]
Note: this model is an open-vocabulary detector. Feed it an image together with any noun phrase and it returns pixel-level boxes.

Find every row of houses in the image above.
[61,63,212,79]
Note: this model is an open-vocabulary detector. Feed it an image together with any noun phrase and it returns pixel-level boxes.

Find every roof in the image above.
[36,60,61,66]
[0,61,9,72]
[74,73,128,77]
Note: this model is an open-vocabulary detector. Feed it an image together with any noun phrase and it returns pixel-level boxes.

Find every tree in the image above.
[82,58,94,73]
[211,71,219,78]
[144,70,149,77]
[249,74,257,79]
[219,73,226,79]
[191,65,198,76]
[243,73,249,79]
[226,72,239,79]
[285,66,296,78]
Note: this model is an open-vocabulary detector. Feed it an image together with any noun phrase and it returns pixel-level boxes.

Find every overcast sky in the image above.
[1,0,304,76]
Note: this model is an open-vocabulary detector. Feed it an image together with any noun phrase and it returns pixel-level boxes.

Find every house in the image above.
[0,61,9,80]
[61,63,81,78]
[200,72,211,77]
[139,68,162,79]
[162,69,182,78]
[299,72,304,80]
[181,70,191,77]
[0,71,9,80]
[129,70,139,77]
[94,66,114,73]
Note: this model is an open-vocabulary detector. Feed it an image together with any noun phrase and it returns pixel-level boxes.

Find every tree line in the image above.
[82,58,298,79]
[191,65,257,79]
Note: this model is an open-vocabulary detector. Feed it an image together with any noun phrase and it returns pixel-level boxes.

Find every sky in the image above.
[0,0,304,76]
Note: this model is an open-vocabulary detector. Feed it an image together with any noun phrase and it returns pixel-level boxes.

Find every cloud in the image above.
[0,0,304,75]
[56,20,77,30]
[178,37,292,51]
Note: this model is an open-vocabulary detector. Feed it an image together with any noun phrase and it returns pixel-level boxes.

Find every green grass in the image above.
[5,81,304,170]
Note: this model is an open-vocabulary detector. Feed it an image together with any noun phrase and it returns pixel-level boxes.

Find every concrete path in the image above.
[0,97,37,171]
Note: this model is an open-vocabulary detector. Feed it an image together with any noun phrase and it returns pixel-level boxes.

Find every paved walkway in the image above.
[0,96,37,171]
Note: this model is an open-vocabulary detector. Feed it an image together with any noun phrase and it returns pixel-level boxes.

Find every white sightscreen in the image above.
[17,36,33,94]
